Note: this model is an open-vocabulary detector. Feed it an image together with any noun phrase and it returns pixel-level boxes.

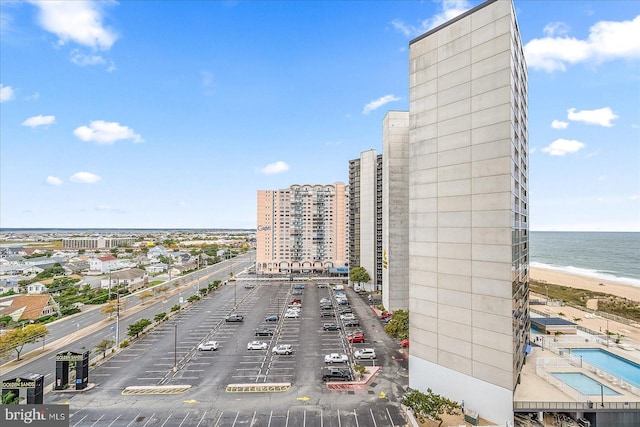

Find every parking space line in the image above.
[142,413,155,427]
[386,408,396,427]
[125,413,140,427]
[89,414,104,427]
[196,410,207,427]
[231,411,240,427]
[369,408,378,427]
[177,411,190,427]
[106,414,121,427]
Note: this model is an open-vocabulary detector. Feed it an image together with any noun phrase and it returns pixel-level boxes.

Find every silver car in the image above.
[272,344,293,355]
[247,341,268,350]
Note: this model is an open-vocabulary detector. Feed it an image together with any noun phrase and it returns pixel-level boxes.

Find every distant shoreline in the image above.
[530,267,640,303]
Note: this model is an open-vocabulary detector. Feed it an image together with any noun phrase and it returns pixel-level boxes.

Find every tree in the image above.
[403,388,461,427]
[94,339,115,358]
[127,319,151,339]
[1,390,20,405]
[0,324,49,361]
[101,299,126,319]
[154,312,167,322]
[384,309,409,339]
[349,267,370,290]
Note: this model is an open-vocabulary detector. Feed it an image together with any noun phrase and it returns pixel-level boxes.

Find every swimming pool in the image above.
[552,372,620,396]
[567,348,640,388]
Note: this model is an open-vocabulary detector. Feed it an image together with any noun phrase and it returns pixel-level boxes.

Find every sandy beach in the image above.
[530,267,640,303]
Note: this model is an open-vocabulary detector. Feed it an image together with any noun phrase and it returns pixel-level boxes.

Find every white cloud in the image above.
[525,15,640,72]
[543,22,570,37]
[551,120,569,129]
[29,0,117,50]
[1,84,15,102]
[70,49,106,66]
[542,139,585,156]
[73,120,143,144]
[567,107,618,127]
[25,92,40,101]
[362,94,401,115]
[201,70,214,88]
[22,115,56,128]
[70,171,101,184]
[259,161,290,175]
[45,176,62,186]
[630,194,640,201]
[391,1,472,38]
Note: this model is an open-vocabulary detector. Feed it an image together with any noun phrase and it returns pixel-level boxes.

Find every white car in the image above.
[354,348,377,359]
[272,344,294,355]
[197,341,218,351]
[324,353,348,364]
[340,313,355,320]
[284,310,300,318]
[247,341,268,350]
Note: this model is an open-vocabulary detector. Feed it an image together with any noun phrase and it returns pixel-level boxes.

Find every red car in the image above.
[290,299,302,305]
[380,312,392,319]
[400,339,409,347]
[348,332,365,343]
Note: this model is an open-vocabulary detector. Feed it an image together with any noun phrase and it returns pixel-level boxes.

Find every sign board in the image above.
[55,351,85,362]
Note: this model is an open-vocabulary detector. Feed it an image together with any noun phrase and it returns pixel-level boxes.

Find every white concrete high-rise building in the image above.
[382,112,410,312]
[405,0,529,424]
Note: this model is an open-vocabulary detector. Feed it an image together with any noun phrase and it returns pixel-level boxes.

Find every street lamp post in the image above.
[173,323,178,372]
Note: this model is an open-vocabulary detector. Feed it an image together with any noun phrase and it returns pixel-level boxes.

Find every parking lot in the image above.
[50,277,409,426]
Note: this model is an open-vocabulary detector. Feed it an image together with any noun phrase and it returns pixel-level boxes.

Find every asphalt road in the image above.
[37,276,410,426]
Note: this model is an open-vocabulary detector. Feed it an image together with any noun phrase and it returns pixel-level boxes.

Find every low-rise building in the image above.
[0,294,60,321]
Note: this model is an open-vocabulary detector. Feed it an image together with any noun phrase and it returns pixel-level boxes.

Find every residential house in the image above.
[89,255,119,273]
[26,282,48,294]
[100,268,148,293]
[0,294,60,321]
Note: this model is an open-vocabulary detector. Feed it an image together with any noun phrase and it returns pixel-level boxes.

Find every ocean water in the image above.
[530,231,640,288]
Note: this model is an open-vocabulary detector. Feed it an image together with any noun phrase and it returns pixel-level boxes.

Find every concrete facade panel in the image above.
[471,103,512,129]
[437,98,471,122]
[471,121,512,145]
[472,260,512,280]
[471,139,512,161]
[471,192,512,211]
[471,33,511,64]
[438,242,471,260]
[471,210,512,228]
[438,82,471,106]
[471,174,512,194]
[471,227,512,245]
[438,163,472,181]
[471,156,512,178]
[436,130,471,152]
[472,293,511,317]
[438,333,472,359]
[437,258,472,277]
[437,302,472,324]
[472,243,512,263]
[438,114,471,137]
[473,312,513,336]
[437,179,471,197]
[437,146,471,167]
[472,360,513,390]
[438,227,471,243]
[437,195,471,212]
[472,277,512,298]
[438,349,473,375]
[438,211,472,227]
[438,66,471,91]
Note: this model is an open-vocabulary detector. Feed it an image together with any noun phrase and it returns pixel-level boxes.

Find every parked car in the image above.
[344,319,360,327]
[354,348,376,359]
[380,312,392,319]
[323,323,340,331]
[265,315,279,322]
[324,353,348,364]
[340,313,355,321]
[339,307,353,314]
[292,290,303,295]
[290,299,302,305]
[317,284,327,289]
[321,367,351,382]
[400,338,409,347]
[197,341,218,351]
[255,328,275,337]
[247,341,268,350]
[347,332,365,343]
[225,313,244,322]
[272,344,293,355]
[293,284,305,289]
[284,310,299,318]
[320,311,335,318]
[244,284,255,289]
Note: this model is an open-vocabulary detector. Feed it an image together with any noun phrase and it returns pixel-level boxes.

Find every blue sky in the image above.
[1,0,638,231]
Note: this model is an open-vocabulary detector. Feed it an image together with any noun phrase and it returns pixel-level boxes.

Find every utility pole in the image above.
[115,285,120,349]
[173,323,178,372]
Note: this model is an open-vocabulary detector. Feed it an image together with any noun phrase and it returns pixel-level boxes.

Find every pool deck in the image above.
[515,335,640,405]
